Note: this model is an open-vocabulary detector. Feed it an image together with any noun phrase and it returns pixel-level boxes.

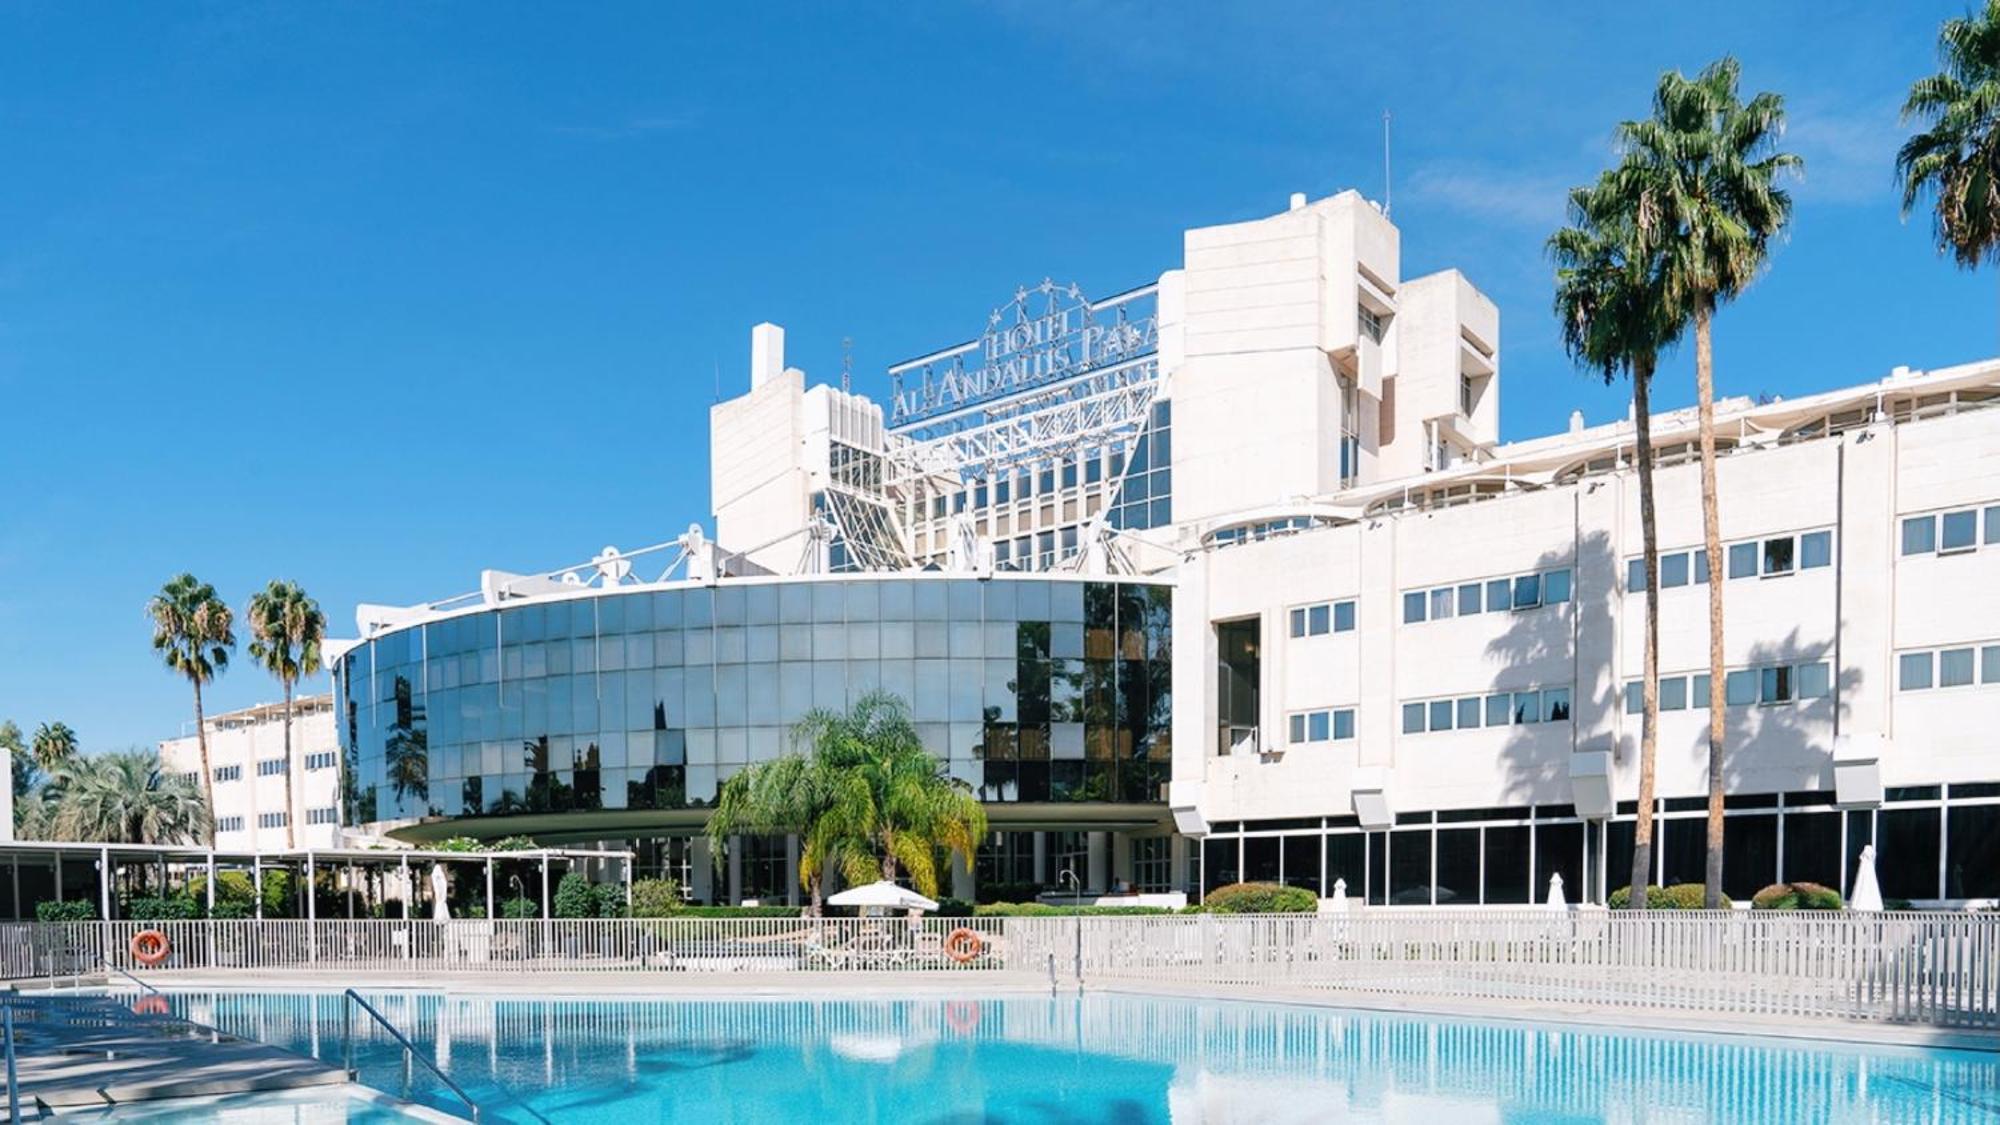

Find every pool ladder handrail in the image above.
[4,1001,21,1125]
[341,988,489,1122]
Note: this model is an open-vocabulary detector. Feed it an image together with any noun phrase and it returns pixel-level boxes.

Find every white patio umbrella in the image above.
[1326,878,1349,913]
[430,864,452,921]
[1546,872,1567,908]
[1849,844,1884,912]
[826,880,939,913]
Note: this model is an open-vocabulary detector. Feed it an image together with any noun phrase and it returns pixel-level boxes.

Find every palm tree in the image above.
[1898,2,2000,274]
[799,692,987,899]
[30,721,79,774]
[247,580,325,848]
[148,573,236,846]
[708,752,870,915]
[2,719,32,811]
[1550,173,1683,908]
[49,749,209,847]
[1614,58,1800,907]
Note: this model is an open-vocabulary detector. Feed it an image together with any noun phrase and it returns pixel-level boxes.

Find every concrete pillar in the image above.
[727,837,743,905]
[690,837,714,904]
[1111,833,1134,891]
[784,835,800,908]
[98,847,111,921]
[950,851,974,903]
[1086,832,1109,893]
[1169,836,1190,896]
[485,859,496,919]
[1032,832,1049,886]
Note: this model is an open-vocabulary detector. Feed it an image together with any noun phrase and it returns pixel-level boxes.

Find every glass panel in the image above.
[1388,829,1433,905]
[1661,676,1688,711]
[1543,688,1571,722]
[1947,805,2000,899]
[1727,542,1759,578]
[1457,583,1482,614]
[1627,558,1648,592]
[1511,573,1541,610]
[1307,604,1329,635]
[1624,681,1642,715]
[1901,516,1935,556]
[1402,702,1426,734]
[1428,700,1454,732]
[1332,710,1354,740]
[1325,834,1365,901]
[1544,569,1571,604]
[1762,536,1795,575]
[1333,602,1355,632]
[1725,670,1759,706]
[1307,711,1330,741]
[1485,694,1511,726]
[1282,835,1322,895]
[1800,530,1832,569]
[1760,665,1793,704]
[1879,808,1941,900]
[1939,648,1975,687]
[1660,553,1688,588]
[1781,810,1840,887]
[1289,714,1306,744]
[1693,548,1710,584]
[1723,814,1778,900]
[1796,662,1831,699]
[1983,645,2000,684]
[1434,828,1479,906]
[1482,825,1531,904]
[1456,697,1482,729]
[1402,592,1426,624]
[1898,652,1933,691]
[1288,609,1305,638]
[1941,509,1978,551]
[1486,578,1511,611]
[1429,587,1454,620]
[1987,506,2000,546]
[1512,690,1540,725]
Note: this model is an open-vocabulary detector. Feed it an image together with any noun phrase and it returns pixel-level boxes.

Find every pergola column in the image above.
[305,852,317,964]
[205,852,216,915]
[485,859,495,920]
[98,846,111,921]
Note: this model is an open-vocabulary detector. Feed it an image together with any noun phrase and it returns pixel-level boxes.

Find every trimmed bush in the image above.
[36,900,96,923]
[1608,883,1732,909]
[1751,881,1844,910]
[210,899,253,920]
[499,896,539,919]
[122,896,201,921]
[974,902,1182,916]
[935,897,974,918]
[674,905,803,918]
[1200,882,1318,914]
[630,879,684,919]
[552,873,598,919]
[975,881,1043,906]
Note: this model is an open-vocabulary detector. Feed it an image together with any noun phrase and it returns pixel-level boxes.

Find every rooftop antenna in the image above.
[841,336,853,394]
[713,358,720,403]
[1382,109,1393,218]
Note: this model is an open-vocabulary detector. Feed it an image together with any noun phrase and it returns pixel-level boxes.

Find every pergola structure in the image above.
[0,840,634,922]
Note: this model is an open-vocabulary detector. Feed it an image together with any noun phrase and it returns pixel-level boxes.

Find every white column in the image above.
[400,857,411,919]
[1169,836,1190,896]
[205,852,216,915]
[484,859,495,920]
[98,847,111,921]
[539,857,551,918]
[1086,832,1109,893]
[253,862,264,920]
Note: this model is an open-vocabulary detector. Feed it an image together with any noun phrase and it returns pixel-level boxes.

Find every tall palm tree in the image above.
[1898,2,2000,274]
[30,721,79,774]
[1614,58,1800,907]
[1550,173,1683,908]
[148,573,236,846]
[708,751,870,914]
[247,580,325,848]
[49,749,209,847]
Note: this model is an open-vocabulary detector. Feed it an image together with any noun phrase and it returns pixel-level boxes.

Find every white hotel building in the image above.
[334,190,2000,907]
[160,697,343,851]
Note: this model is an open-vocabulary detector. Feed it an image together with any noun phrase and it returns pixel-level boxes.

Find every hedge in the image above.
[630,879,685,919]
[1751,882,1844,910]
[35,900,95,923]
[675,905,803,918]
[1200,882,1318,914]
[122,896,201,921]
[973,902,1183,917]
[1608,884,1731,909]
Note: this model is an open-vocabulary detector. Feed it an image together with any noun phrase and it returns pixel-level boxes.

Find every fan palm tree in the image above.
[30,721,79,774]
[49,749,209,848]
[1613,58,1800,907]
[1550,173,1684,908]
[1898,2,2000,274]
[247,580,325,848]
[2,719,32,808]
[148,573,235,846]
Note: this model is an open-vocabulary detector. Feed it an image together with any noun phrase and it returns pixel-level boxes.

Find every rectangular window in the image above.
[1485,693,1512,726]
[1289,714,1306,743]
[1691,673,1712,708]
[1430,587,1455,620]
[258,812,287,829]
[1987,506,2000,545]
[1983,645,2000,684]
[218,817,244,833]
[1627,558,1647,592]
[257,758,285,777]
[1403,592,1426,624]
[1902,515,1936,556]
[1661,675,1688,711]
[1456,697,1482,729]
[1941,509,1978,552]
[1307,604,1330,635]
[1800,530,1832,569]
[214,765,241,783]
[1760,665,1794,704]
[1333,601,1356,632]
[1727,542,1759,579]
[1544,688,1571,722]
[1289,609,1306,638]
[1402,702,1426,734]
[1624,681,1643,714]
[1762,537,1795,576]
[1457,583,1483,614]
[1899,651,1933,691]
[1513,690,1541,725]
[1725,670,1759,707]
[1796,662,1832,699]
[308,807,339,826]
[1332,709,1355,740]
[1693,548,1711,584]
[1660,553,1689,588]
[1429,700,1455,732]
[1544,569,1572,604]
[1939,647,1976,688]
[1511,573,1542,611]
[1308,711,1330,741]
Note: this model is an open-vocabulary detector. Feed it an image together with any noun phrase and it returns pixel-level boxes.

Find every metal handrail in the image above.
[342,988,486,1122]
[97,955,159,997]
[4,1002,21,1125]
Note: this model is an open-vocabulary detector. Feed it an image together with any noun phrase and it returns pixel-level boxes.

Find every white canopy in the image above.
[1850,844,1884,912]
[826,880,939,912]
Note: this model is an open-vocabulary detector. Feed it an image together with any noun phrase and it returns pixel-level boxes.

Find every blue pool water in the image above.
[132,990,1997,1123]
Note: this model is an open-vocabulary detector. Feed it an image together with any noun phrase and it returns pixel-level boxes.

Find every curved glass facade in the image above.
[336,576,1172,826]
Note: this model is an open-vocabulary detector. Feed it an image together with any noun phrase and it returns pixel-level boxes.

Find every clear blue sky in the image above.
[0,3,1989,750]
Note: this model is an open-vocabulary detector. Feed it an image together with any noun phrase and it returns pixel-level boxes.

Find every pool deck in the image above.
[121,967,2000,1054]
[0,991,356,1113]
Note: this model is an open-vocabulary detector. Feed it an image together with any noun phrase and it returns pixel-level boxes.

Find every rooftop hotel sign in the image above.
[888,279,1158,427]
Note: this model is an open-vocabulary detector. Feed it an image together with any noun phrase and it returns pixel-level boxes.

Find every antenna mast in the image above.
[1382,109,1393,217]
[841,337,853,394]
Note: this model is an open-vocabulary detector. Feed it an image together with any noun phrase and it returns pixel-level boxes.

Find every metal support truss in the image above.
[886,355,1161,486]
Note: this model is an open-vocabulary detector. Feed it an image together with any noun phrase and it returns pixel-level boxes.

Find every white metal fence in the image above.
[8,911,1996,1030]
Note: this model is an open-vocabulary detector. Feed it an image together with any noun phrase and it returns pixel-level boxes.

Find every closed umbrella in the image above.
[826,880,939,913]
[1546,873,1566,908]
[430,864,452,921]
[1850,844,1884,912]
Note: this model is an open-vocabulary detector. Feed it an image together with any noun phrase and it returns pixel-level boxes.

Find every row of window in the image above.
[1287,600,1356,638]
[307,807,340,826]
[213,765,240,783]
[1401,688,1572,734]
[217,817,244,833]
[1901,505,2000,556]
[257,758,285,777]
[1898,645,2000,691]
[1402,568,1573,625]
[1287,708,1357,743]
[214,809,340,833]
[215,754,338,783]
[258,812,287,829]
[1626,530,1832,592]
[1623,661,1833,713]
[305,752,337,771]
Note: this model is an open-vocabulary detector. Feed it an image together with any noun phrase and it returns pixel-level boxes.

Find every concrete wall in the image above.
[160,702,342,850]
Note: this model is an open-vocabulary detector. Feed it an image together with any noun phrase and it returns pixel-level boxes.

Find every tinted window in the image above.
[1899,652,1933,691]
[1512,573,1542,610]
[1627,558,1648,592]
[1544,569,1572,604]
[1457,583,1483,614]
[1402,702,1426,733]
[1333,602,1356,632]
[1307,604,1330,635]
[1901,516,1936,555]
[1942,509,1978,551]
[1725,670,1759,706]
[1727,542,1759,578]
[1661,676,1688,711]
[1332,710,1354,740]
[1403,592,1426,624]
[1939,648,1975,688]
[1800,530,1832,569]
[1660,553,1689,588]
[1762,537,1795,575]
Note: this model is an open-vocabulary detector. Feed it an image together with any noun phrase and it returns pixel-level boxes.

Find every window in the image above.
[1544,569,1572,603]
[257,758,286,777]
[1513,690,1540,725]
[1289,714,1306,743]
[1402,703,1425,733]
[1333,601,1355,632]
[1358,305,1385,343]
[1485,577,1511,611]
[305,751,336,771]
[1543,688,1571,722]
[214,764,241,783]
[1760,665,1794,704]
[1624,681,1642,714]
[1762,537,1795,576]
[1292,600,1354,636]
[1429,700,1455,731]
[1660,553,1689,588]
[1627,558,1648,592]
[1404,689,1569,733]
[1902,515,1936,555]
[1662,676,1688,710]
[1727,542,1759,578]
[1988,506,2000,545]
[1725,670,1759,706]
[1308,711,1330,741]
[1430,587,1455,620]
[1511,573,1542,610]
[308,807,339,826]
[1308,604,1330,635]
[1796,662,1832,699]
[258,812,287,829]
[1942,510,1979,553]
[1985,645,2000,684]
[1940,648,1976,688]
[1899,652,1933,691]
[1403,592,1426,624]
[1456,697,1482,729]
[1457,583,1483,614]
[1332,710,1355,740]
[1800,530,1832,569]
[1693,548,1710,584]
[1485,693,1512,726]
[217,817,244,833]
[1405,567,1569,625]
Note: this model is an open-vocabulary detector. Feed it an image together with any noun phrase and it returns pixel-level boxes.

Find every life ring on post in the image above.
[943,999,982,1034]
[943,927,983,964]
[131,994,169,1017]
[129,929,171,967]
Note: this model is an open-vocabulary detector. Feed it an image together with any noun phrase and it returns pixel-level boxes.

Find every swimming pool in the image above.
[137,990,1998,1123]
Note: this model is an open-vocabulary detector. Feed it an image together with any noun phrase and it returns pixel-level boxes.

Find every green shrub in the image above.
[552,873,599,919]
[674,905,802,918]
[187,871,258,908]
[1751,881,1844,910]
[1201,882,1318,914]
[499,896,540,919]
[122,896,200,921]
[629,879,684,919]
[210,899,253,920]
[934,898,974,918]
[36,900,96,923]
[975,881,1043,906]
[974,902,1182,916]
[1608,884,1731,909]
